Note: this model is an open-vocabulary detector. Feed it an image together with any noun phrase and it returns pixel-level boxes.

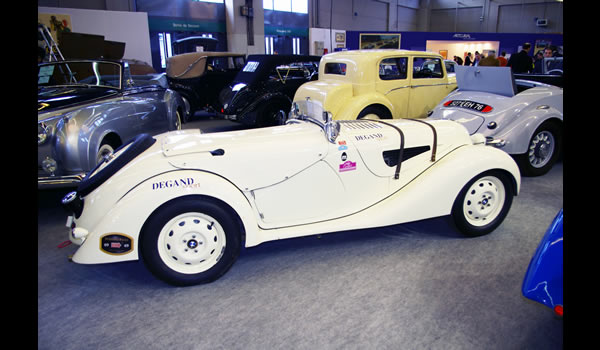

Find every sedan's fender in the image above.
[334,93,393,120]
[70,169,257,265]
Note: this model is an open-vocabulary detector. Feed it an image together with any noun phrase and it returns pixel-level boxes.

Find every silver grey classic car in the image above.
[38,59,186,188]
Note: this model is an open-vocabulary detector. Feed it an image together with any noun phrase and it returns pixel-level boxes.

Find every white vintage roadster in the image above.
[63,101,520,286]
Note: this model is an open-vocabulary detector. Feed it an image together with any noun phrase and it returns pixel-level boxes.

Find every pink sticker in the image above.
[339,161,356,172]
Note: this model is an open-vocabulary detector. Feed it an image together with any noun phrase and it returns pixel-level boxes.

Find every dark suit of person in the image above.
[507,50,533,73]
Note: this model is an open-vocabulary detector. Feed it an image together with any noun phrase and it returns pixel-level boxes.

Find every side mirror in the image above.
[323,111,340,143]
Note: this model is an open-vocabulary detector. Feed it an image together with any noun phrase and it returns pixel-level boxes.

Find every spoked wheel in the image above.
[141,198,241,286]
[451,171,514,237]
[96,143,116,165]
[515,121,561,177]
[174,109,183,130]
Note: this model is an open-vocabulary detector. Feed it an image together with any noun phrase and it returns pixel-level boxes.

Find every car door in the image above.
[251,125,389,228]
[375,56,410,118]
[408,56,452,118]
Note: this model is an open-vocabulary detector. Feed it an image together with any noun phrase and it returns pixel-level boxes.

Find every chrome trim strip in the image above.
[38,174,86,188]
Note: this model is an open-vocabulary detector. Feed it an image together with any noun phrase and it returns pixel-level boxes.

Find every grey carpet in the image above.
[38,162,563,350]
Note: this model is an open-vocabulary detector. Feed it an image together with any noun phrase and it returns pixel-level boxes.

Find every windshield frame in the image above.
[38,60,124,90]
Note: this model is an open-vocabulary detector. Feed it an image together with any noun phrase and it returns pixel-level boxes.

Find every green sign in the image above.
[264,26,308,37]
[148,17,226,33]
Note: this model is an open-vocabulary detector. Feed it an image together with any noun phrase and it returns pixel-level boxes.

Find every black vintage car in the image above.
[217,54,320,127]
[166,52,247,118]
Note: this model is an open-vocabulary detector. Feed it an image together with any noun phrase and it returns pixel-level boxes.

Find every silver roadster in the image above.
[428,66,563,176]
[38,59,187,188]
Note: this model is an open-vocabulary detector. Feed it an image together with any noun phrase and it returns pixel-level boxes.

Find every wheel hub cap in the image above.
[463,176,506,227]
[158,213,226,274]
[528,131,554,168]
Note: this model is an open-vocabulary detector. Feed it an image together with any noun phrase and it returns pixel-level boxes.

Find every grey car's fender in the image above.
[490,106,562,155]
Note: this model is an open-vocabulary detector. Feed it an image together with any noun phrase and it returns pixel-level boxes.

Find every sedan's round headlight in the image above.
[38,123,50,145]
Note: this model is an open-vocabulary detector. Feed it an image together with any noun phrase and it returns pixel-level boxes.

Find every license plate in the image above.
[443,100,493,113]
[65,216,74,228]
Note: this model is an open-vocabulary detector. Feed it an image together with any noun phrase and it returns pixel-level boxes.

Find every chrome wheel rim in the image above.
[175,110,182,130]
[96,144,115,164]
[528,131,555,168]
[463,176,506,227]
[157,212,226,274]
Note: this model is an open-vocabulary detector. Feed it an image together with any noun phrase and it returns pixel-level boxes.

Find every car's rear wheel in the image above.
[515,121,561,176]
[96,143,116,165]
[174,109,183,130]
[451,170,514,237]
[140,197,241,286]
[357,105,391,120]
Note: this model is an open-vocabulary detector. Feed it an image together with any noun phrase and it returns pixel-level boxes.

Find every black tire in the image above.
[514,121,562,177]
[140,197,242,286]
[357,105,391,120]
[77,133,155,197]
[256,100,290,127]
[451,170,514,237]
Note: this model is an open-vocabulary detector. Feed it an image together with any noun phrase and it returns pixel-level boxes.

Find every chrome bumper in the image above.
[38,173,86,189]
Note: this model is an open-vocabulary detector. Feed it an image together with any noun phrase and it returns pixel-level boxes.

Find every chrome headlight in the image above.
[42,157,58,175]
[38,122,51,145]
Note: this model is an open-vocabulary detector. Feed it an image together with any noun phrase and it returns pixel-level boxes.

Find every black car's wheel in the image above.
[451,170,514,237]
[140,197,242,286]
[515,121,561,177]
[256,100,289,127]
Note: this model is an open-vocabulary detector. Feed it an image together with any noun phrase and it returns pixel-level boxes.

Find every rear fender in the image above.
[71,170,257,264]
[335,93,393,120]
[492,109,562,155]
[356,143,521,228]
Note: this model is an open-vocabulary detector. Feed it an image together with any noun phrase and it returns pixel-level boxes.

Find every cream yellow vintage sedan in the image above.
[292,49,457,120]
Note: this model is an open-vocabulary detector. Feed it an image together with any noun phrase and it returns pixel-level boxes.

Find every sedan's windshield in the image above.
[38,61,122,89]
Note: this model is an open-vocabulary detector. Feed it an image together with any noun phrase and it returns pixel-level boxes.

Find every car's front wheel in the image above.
[140,197,242,286]
[451,171,514,237]
[256,100,289,127]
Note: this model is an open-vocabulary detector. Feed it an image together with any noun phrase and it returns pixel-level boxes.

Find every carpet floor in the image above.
[37,162,563,350]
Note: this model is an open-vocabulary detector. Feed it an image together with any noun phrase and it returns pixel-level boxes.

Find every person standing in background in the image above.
[507,42,533,73]
[464,52,473,66]
[454,55,463,65]
[498,51,508,66]
[473,51,481,66]
[479,50,500,66]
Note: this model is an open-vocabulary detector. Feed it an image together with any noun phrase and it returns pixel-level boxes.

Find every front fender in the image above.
[71,170,257,264]
[164,88,186,125]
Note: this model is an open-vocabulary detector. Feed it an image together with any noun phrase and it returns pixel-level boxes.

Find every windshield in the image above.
[38,61,122,89]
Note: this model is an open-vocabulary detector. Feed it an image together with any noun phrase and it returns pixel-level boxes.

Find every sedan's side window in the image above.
[379,57,407,80]
[413,57,444,79]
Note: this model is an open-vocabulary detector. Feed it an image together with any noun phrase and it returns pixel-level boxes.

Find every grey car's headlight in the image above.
[38,123,51,145]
